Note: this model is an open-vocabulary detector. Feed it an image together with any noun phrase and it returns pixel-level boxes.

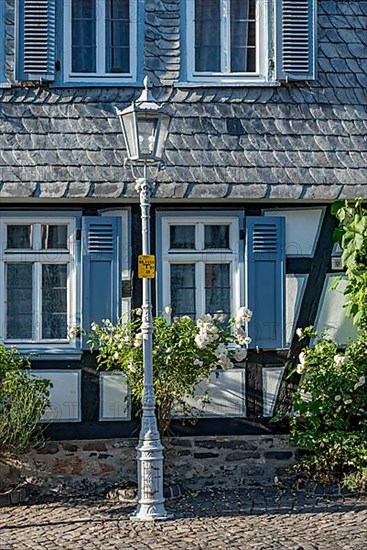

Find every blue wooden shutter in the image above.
[82,217,121,348]
[246,217,285,349]
[275,0,317,81]
[16,0,56,81]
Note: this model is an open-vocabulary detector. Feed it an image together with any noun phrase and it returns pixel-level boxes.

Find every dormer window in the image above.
[64,0,137,82]
[194,0,257,74]
[185,0,317,85]
[187,0,267,83]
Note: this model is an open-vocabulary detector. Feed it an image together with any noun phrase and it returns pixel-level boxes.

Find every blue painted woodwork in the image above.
[16,0,56,82]
[275,0,317,81]
[246,217,286,349]
[81,216,121,349]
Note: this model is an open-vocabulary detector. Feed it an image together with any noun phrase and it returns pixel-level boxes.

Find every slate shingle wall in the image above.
[0,0,366,201]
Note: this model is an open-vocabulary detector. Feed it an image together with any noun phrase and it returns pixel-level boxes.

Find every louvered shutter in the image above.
[82,217,121,349]
[246,217,285,349]
[16,0,56,81]
[275,0,317,81]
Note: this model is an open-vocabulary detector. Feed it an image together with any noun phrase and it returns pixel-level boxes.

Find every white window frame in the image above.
[0,216,77,350]
[160,215,242,320]
[63,0,137,83]
[186,0,270,84]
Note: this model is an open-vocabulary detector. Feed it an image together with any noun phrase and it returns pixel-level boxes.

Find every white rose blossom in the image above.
[113,351,119,360]
[233,347,247,362]
[234,326,252,346]
[164,305,172,315]
[298,351,307,366]
[215,343,228,359]
[296,364,305,375]
[354,375,366,390]
[334,355,349,368]
[134,332,143,347]
[299,390,312,403]
[213,311,227,323]
[235,307,253,325]
[194,334,207,349]
[217,356,234,370]
[296,328,303,338]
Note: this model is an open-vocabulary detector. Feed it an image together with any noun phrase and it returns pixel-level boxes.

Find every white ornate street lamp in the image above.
[116,77,172,521]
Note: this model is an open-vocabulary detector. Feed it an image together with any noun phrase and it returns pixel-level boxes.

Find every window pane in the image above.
[41,225,68,250]
[6,263,33,339]
[106,0,130,73]
[205,264,230,319]
[171,264,196,319]
[170,226,195,249]
[72,0,96,72]
[195,0,220,72]
[42,265,68,340]
[230,0,256,73]
[204,225,230,249]
[7,225,32,249]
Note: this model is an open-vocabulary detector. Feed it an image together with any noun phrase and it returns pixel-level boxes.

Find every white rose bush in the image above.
[288,326,367,491]
[89,307,252,435]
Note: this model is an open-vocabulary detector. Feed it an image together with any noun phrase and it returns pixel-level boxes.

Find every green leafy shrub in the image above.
[0,344,51,455]
[290,327,367,491]
[331,198,367,328]
[89,308,252,434]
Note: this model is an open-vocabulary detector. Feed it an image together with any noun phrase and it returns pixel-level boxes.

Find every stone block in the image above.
[177,450,191,457]
[263,451,293,461]
[240,465,265,478]
[38,442,59,455]
[99,463,115,475]
[61,442,78,452]
[82,442,107,452]
[226,452,261,462]
[193,452,219,459]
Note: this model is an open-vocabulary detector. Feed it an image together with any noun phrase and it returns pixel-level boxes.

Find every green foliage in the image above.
[331,199,367,328]
[0,344,51,455]
[0,343,28,379]
[286,199,367,491]
[343,467,367,493]
[290,328,367,491]
[89,308,252,435]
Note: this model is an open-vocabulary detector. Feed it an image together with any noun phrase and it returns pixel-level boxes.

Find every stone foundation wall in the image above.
[11,436,297,491]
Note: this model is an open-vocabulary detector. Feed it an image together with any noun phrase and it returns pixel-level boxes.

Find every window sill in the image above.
[5,346,83,361]
[175,80,280,88]
[51,81,141,89]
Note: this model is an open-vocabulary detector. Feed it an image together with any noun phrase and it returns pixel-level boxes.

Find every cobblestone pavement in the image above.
[0,487,366,550]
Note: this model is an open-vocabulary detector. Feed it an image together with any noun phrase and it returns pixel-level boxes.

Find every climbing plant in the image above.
[331,198,367,329]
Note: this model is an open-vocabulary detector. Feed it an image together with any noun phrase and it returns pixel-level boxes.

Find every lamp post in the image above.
[116,77,172,521]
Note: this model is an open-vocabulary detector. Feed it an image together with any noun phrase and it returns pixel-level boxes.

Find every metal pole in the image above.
[130,174,172,521]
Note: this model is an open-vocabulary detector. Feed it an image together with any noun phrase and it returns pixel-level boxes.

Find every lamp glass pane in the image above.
[154,114,170,160]
[137,115,158,158]
[120,111,138,159]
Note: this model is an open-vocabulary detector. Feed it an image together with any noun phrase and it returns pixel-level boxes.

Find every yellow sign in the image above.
[138,255,155,279]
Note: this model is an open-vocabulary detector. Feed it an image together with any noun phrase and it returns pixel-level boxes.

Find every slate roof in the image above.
[0,0,367,202]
